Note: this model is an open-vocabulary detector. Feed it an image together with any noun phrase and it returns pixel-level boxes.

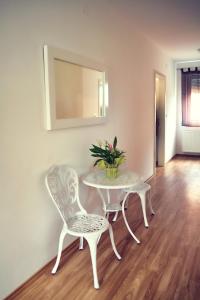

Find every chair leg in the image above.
[108,224,121,260]
[85,235,99,289]
[122,193,140,244]
[52,227,67,274]
[79,237,84,250]
[148,189,155,215]
[112,211,118,222]
[97,234,102,245]
[139,191,149,228]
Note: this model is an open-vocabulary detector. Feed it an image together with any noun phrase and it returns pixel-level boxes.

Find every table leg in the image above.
[97,188,107,214]
[106,189,112,219]
[97,188,121,222]
[121,192,140,244]
[106,189,110,204]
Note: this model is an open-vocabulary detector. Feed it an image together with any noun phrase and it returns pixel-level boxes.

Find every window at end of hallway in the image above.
[182,68,200,127]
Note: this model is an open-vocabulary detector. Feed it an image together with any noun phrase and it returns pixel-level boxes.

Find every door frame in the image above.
[154,71,166,173]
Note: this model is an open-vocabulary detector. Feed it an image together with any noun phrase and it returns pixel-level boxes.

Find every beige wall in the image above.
[0,0,176,298]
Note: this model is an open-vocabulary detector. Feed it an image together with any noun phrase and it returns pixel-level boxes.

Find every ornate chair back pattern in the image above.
[46,165,85,226]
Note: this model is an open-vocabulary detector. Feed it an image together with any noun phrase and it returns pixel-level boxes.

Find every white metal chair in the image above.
[123,182,155,228]
[45,165,121,289]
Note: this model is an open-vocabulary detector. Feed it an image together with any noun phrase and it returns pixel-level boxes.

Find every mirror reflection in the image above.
[54,59,105,119]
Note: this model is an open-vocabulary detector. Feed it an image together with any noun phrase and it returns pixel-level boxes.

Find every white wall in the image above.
[0,0,176,298]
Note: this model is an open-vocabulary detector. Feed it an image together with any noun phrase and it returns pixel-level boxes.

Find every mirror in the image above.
[43,45,108,130]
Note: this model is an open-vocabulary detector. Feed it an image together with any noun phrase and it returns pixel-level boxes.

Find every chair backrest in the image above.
[45,165,85,224]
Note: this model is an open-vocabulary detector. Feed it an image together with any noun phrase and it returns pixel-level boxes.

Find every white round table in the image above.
[83,170,141,244]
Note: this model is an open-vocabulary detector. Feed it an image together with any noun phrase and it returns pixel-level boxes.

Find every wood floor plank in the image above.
[6,155,200,300]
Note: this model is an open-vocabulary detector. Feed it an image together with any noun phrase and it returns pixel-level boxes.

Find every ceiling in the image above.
[118,0,200,61]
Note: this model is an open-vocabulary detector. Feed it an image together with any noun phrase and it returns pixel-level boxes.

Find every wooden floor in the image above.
[7,155,200,300]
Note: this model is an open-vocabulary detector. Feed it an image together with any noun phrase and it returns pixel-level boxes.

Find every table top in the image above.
[82,170,141,189]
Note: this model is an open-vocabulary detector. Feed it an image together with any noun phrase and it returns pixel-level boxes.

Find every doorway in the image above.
[154,72,166,169]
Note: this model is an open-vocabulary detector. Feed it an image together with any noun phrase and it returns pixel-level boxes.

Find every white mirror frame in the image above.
[43,45,108,130]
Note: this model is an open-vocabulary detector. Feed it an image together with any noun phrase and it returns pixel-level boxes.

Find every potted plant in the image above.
[89,136,125,178]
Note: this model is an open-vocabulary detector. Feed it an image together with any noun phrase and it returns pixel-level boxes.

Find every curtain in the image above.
[182,68,200,126]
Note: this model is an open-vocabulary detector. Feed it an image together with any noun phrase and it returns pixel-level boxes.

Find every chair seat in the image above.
[125,182,151,193]
[106,203,122,212]
[67,214,108,234]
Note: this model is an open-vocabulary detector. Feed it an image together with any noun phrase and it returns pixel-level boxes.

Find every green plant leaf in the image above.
[91,154,106,159]
[113,136,117,149]
[90,136,126,170]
